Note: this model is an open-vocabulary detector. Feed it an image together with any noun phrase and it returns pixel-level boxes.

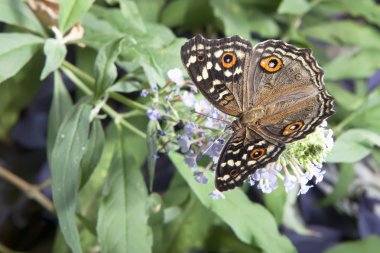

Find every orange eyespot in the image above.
[249,148,266,160]
[221,52,237,68]
[282,121,304,136]
[260,56,282,72]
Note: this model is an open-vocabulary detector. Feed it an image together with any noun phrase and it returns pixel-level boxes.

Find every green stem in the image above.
[109,93,148,111]
[333,109,362,135]
[60,63,146,139]
[103,104,146,139]
[62,60,148,112]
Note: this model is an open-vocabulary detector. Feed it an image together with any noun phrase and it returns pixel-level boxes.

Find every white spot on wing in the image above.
[202,67,209,79]
[224,70,232,77]
[214,50,223,58]
[206,61,213,69]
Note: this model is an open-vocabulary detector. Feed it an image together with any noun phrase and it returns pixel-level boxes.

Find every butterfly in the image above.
[180,35,334,192]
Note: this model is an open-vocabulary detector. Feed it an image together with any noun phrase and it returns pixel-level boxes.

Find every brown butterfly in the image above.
[180,35,334,192]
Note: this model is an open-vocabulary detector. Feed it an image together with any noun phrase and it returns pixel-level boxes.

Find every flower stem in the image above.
[61,63,147,139]
[0,166,55,214]
[62,60,148,112]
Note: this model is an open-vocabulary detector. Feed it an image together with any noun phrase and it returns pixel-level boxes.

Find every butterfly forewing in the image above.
[180,35,252,116]
[215,128,285,191]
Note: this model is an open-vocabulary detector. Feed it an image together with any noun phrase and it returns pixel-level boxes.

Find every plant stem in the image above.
[0,166,55,214]
[103,104,146,139]
[61,62,146,139]
[62,60,148,111]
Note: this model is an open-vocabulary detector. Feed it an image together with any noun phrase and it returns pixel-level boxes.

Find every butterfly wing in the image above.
[181,35,252,116]
[215,128,285,191]
[244,40,334,143]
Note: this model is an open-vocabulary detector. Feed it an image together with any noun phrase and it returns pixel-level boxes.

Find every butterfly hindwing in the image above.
[215,128,285,191]
[243,40,334,143]
[181,35,252,116]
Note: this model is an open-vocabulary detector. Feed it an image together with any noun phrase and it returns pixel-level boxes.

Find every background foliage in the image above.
[1,0,380,253]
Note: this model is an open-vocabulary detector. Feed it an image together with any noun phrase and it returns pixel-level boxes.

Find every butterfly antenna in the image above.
[190,109,231,125]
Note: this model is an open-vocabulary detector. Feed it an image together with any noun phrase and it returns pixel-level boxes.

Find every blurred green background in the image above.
[1,0,380,253]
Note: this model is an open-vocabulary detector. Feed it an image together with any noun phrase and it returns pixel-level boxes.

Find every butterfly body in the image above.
[181,35,334,192]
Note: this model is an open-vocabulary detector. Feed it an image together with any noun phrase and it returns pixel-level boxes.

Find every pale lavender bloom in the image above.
[184,122,203,137]
[151,85,158,92]
[205,139,224,162]
[140,89,149,97]
[298,184,314,195]
[252,168,278,194]
[147,108,160,121]
[167,68,184,86]
[297,174,313,195]
[194,171,208,184]
[283,175,297,192]
[209,189,225,200]
[178,135,191,153]
[184,156,197,168]
[181,91,196,107]
[194,100,211,115]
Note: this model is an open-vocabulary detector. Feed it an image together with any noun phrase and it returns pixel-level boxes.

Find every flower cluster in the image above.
[143,68,334,199]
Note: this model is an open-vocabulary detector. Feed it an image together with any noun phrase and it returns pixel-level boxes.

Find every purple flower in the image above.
[151,86,158,92]
[178,135,191,153]
[283,175,297,192]
[181,91,196,107]
[167,68,184,86]
[184,122,204,137]
[194,171,208,184]
[194,100,211,115]
[251,168,278,194]
[140,89,149,97]
[184,155,197,168]
[209,189,225,200]
[147,108,160,121]
[205,139,224,163]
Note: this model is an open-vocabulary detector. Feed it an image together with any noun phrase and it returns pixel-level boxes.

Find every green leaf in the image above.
[163,195,214,253]
[147,120,157,192]
[59,0,95,33]
[47,71,73,161]
[135,0,165,22]
[0,0,47,36]
[320,163,355,206]
[0,51,44,140]
[337,0,380,27]
[79,120,105,189]
[97,124,152,253]
[324,236,380,253]
[160,0,190,27]
[263,184,286,225]
[301,21,380,50]
[120,0,146,32]
[169,152,296,253]
[0,33,43,83]
[147,193,164,253]
[324,49,380,80]
[211,0,251,38]
[206,227,261,253]
[327,129,380,163]
[50,103,92,253]
[326,83,363,111]
[41,39,67,79]
[277,0,311,16]
[94,37,124,98]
